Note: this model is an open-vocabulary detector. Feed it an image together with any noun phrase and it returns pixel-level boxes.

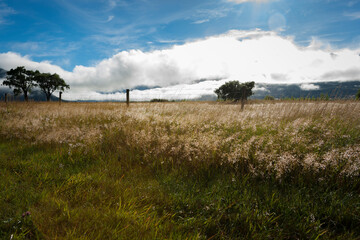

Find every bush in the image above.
[264,95,275,100]
[214,81,255,101]
[150,99,169,102]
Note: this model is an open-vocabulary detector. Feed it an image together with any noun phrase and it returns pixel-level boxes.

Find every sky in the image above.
[1,0,360,100]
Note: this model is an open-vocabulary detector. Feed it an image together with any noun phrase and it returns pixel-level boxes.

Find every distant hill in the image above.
[252,81,360,99]
[1,79,359,102]
[194,81,360,101]
[0,88,60,101]
[0,68,6,78]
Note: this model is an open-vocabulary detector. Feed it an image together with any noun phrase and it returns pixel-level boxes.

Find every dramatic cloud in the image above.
[1,29,360,100]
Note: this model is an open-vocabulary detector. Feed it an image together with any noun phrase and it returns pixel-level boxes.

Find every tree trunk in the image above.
[24,91,28,102]
[46,93,51,101]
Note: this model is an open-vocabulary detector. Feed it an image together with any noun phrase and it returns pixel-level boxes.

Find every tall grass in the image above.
[1,101,360,239]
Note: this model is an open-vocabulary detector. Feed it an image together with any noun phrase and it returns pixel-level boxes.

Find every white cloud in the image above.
[107,15,114,22]
[63,80,221,101]
[1,29,360,101]
[300,83,320,91]
[0,1,15,24]
[193,19,210,24]
[0,52,69,77]
[344,11,360,20]
[9,41,79,57]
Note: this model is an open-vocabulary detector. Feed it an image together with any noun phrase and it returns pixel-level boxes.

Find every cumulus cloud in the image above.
[0,52,69,77]
[1,29,360,100]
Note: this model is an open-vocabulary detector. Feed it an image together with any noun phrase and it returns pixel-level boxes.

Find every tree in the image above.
[264,95,275,100]
[357,89,360,100]
[34,72,70,101]
[2,66,36,101]
[214,81,255,110]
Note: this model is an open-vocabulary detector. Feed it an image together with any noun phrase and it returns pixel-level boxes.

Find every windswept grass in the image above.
[1,101,360,239]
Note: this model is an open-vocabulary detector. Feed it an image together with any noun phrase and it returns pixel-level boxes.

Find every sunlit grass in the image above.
[1,101,360,239]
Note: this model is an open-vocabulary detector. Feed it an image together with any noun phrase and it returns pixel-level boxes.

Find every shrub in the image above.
[264,95,275,100]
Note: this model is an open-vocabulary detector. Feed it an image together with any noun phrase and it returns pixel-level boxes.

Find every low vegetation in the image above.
[264,95,275,100]
[1,100,360,239]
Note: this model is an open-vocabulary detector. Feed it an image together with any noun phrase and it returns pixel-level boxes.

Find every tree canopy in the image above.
[35,72,70,101]
[214,81,255,102]
[2,66,37,101]
[2,66,70,101]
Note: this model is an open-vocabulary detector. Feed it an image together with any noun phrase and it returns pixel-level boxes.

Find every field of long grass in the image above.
[1,101,360,239]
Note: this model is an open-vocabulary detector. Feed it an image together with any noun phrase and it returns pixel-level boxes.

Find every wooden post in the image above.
[4,93,7,104]
[241,87,245,111]
[59,92,62,105]
[126,89,130,106]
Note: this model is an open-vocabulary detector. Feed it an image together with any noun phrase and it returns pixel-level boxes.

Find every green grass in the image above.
[1,101,360,239]
[1,135,360,239]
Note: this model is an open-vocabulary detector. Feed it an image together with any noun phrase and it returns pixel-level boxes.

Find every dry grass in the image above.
[1,101,359,178]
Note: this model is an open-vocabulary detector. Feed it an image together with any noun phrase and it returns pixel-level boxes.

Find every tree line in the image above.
[214,80,360,102]
[2,66,69,101]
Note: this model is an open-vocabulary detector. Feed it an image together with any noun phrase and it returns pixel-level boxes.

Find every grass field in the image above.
[1,101,360,239]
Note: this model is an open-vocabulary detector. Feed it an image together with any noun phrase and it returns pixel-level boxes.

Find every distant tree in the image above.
[356,89,360,100]
[150,99,169,102]
[34,72,70,101]
[264,95,275,100]
[214,81,255,110]
[2,66,36,101]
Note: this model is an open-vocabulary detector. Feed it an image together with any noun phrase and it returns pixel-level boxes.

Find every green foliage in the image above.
[214,81,255,101]
[264,95,275,100]
[356,89,360,100]
[2,66,70,102]
[320,93,330,100]
[150,98,170,102]
[34,72,70,101]
[2,66,37,101]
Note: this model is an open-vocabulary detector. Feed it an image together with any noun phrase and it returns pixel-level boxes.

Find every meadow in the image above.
[0,100,360,239]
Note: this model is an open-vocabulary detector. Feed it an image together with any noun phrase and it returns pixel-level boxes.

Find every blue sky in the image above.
[1,0,360,100]
[1,0,360,70]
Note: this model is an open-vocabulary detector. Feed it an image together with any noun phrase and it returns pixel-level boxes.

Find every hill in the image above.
[0,68,6,78]
[252,81,360,99]
[0,88,60,101]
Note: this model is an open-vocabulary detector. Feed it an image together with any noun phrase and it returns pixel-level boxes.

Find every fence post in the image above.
[241,88,245,111]
[126,89,130,107]
[4,93,7,104]
[59,92,62,105]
